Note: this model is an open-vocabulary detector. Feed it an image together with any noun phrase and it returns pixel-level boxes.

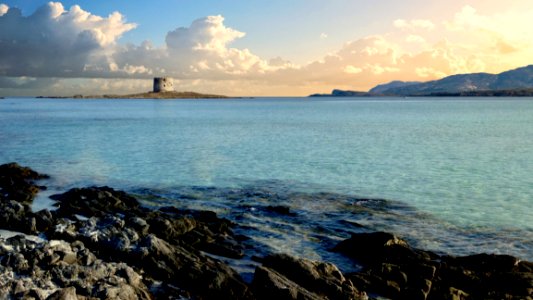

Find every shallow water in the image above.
[1,97,532,262]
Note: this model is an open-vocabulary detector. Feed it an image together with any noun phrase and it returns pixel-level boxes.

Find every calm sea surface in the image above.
[1,97,532,264]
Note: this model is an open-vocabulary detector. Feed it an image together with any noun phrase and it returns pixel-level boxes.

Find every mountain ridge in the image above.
[310,64,533,97]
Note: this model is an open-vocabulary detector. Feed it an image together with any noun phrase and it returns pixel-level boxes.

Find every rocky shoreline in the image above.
[1,162,531,299]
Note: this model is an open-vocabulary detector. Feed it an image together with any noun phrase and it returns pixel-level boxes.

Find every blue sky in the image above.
[1,0,532,96]
[0,0,472,63]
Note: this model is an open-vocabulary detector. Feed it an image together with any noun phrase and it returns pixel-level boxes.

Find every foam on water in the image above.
[1,97,532,262]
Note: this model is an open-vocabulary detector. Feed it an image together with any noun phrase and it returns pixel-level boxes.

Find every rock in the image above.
[335,232,533,300]
[333,232,433,266]
[132,234,252,299]
[253,266,322,300]
[35,209,55,232]
[0,200,37,234]
[265,205,296,216]
[0,162,48,203]
[448,287,469,300]
[450,253,519,273]
[50,186,141,218]
[146,213,197,241]
[0,237,152,299]
[257,254,366,300]
[47,287,78,300]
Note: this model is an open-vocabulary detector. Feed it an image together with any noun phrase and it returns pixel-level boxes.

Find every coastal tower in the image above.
[153,77,174,93]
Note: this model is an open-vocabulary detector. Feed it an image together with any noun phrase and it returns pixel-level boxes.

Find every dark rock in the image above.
[47,287,78,300]
[449,253,519,273]
[0,237,152,299]
[146,213,196,241]
[253,266,322,300]
[132,234,252,299]
[333,231,432,265]
[0,200,37,234]
[0,162,49,203]
[258,253,366,300]
[265,205,296,216]
[447,287,469,300]
[127,216,150,236]
[201,236,245,259]
[335,232,533,300]
[35,209,55,232]
[50,186,141,218]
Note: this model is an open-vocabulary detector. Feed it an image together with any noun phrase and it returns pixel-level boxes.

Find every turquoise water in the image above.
[1,97,532,262]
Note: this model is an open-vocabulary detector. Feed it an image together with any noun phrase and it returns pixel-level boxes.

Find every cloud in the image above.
[0,4,8,16]
[344,65,362,74]
[0,77,59,89]
[112,15,295,80]
[2,3,533,96]
[166,15,244,52]
[394,19,435,31]
[0,2,136,78]
[320,33,328,39]
[406,34,425,44]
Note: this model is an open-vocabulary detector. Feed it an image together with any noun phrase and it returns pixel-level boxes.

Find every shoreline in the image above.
[35,90,233,100]
[1,162,532,299]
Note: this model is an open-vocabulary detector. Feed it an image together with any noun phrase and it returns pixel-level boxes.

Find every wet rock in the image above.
[0,162,49,203]
[336,232,533,300]
[35,209,54,232]
[333,231,433,265]
[128,216,150,236]
[201,235,245,259]
[255,253,367,300]
[146,213,197,241]
[0,200,38,234]
[152,206,245,259]
[132,234,252,299]
[50,186,141,218]
[253,266,322,300]
[265,205,296,216]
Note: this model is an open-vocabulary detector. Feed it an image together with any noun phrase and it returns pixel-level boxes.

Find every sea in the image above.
[1,97,532,271]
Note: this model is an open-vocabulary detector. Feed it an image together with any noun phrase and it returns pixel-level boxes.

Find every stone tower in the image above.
[153,77,174,93]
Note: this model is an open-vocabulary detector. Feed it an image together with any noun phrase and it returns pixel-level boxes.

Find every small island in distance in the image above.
[37,77,231,99]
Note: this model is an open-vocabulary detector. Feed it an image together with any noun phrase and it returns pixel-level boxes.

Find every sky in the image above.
[1,0,533,96]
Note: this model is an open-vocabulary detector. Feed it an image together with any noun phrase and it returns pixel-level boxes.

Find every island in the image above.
[37,77,231,99]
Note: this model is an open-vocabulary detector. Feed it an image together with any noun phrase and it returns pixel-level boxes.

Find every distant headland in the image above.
[310,64,533,97]
[37,77,231,99]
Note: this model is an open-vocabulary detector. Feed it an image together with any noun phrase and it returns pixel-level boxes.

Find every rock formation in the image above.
[1,162,532,299]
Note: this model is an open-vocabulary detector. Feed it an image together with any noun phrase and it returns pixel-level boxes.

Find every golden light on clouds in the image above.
[1,3,533,96]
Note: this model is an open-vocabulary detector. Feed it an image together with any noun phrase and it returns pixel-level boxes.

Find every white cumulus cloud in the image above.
[0,4,8,16]
[394,19,435,31]
[0,2,136,77]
